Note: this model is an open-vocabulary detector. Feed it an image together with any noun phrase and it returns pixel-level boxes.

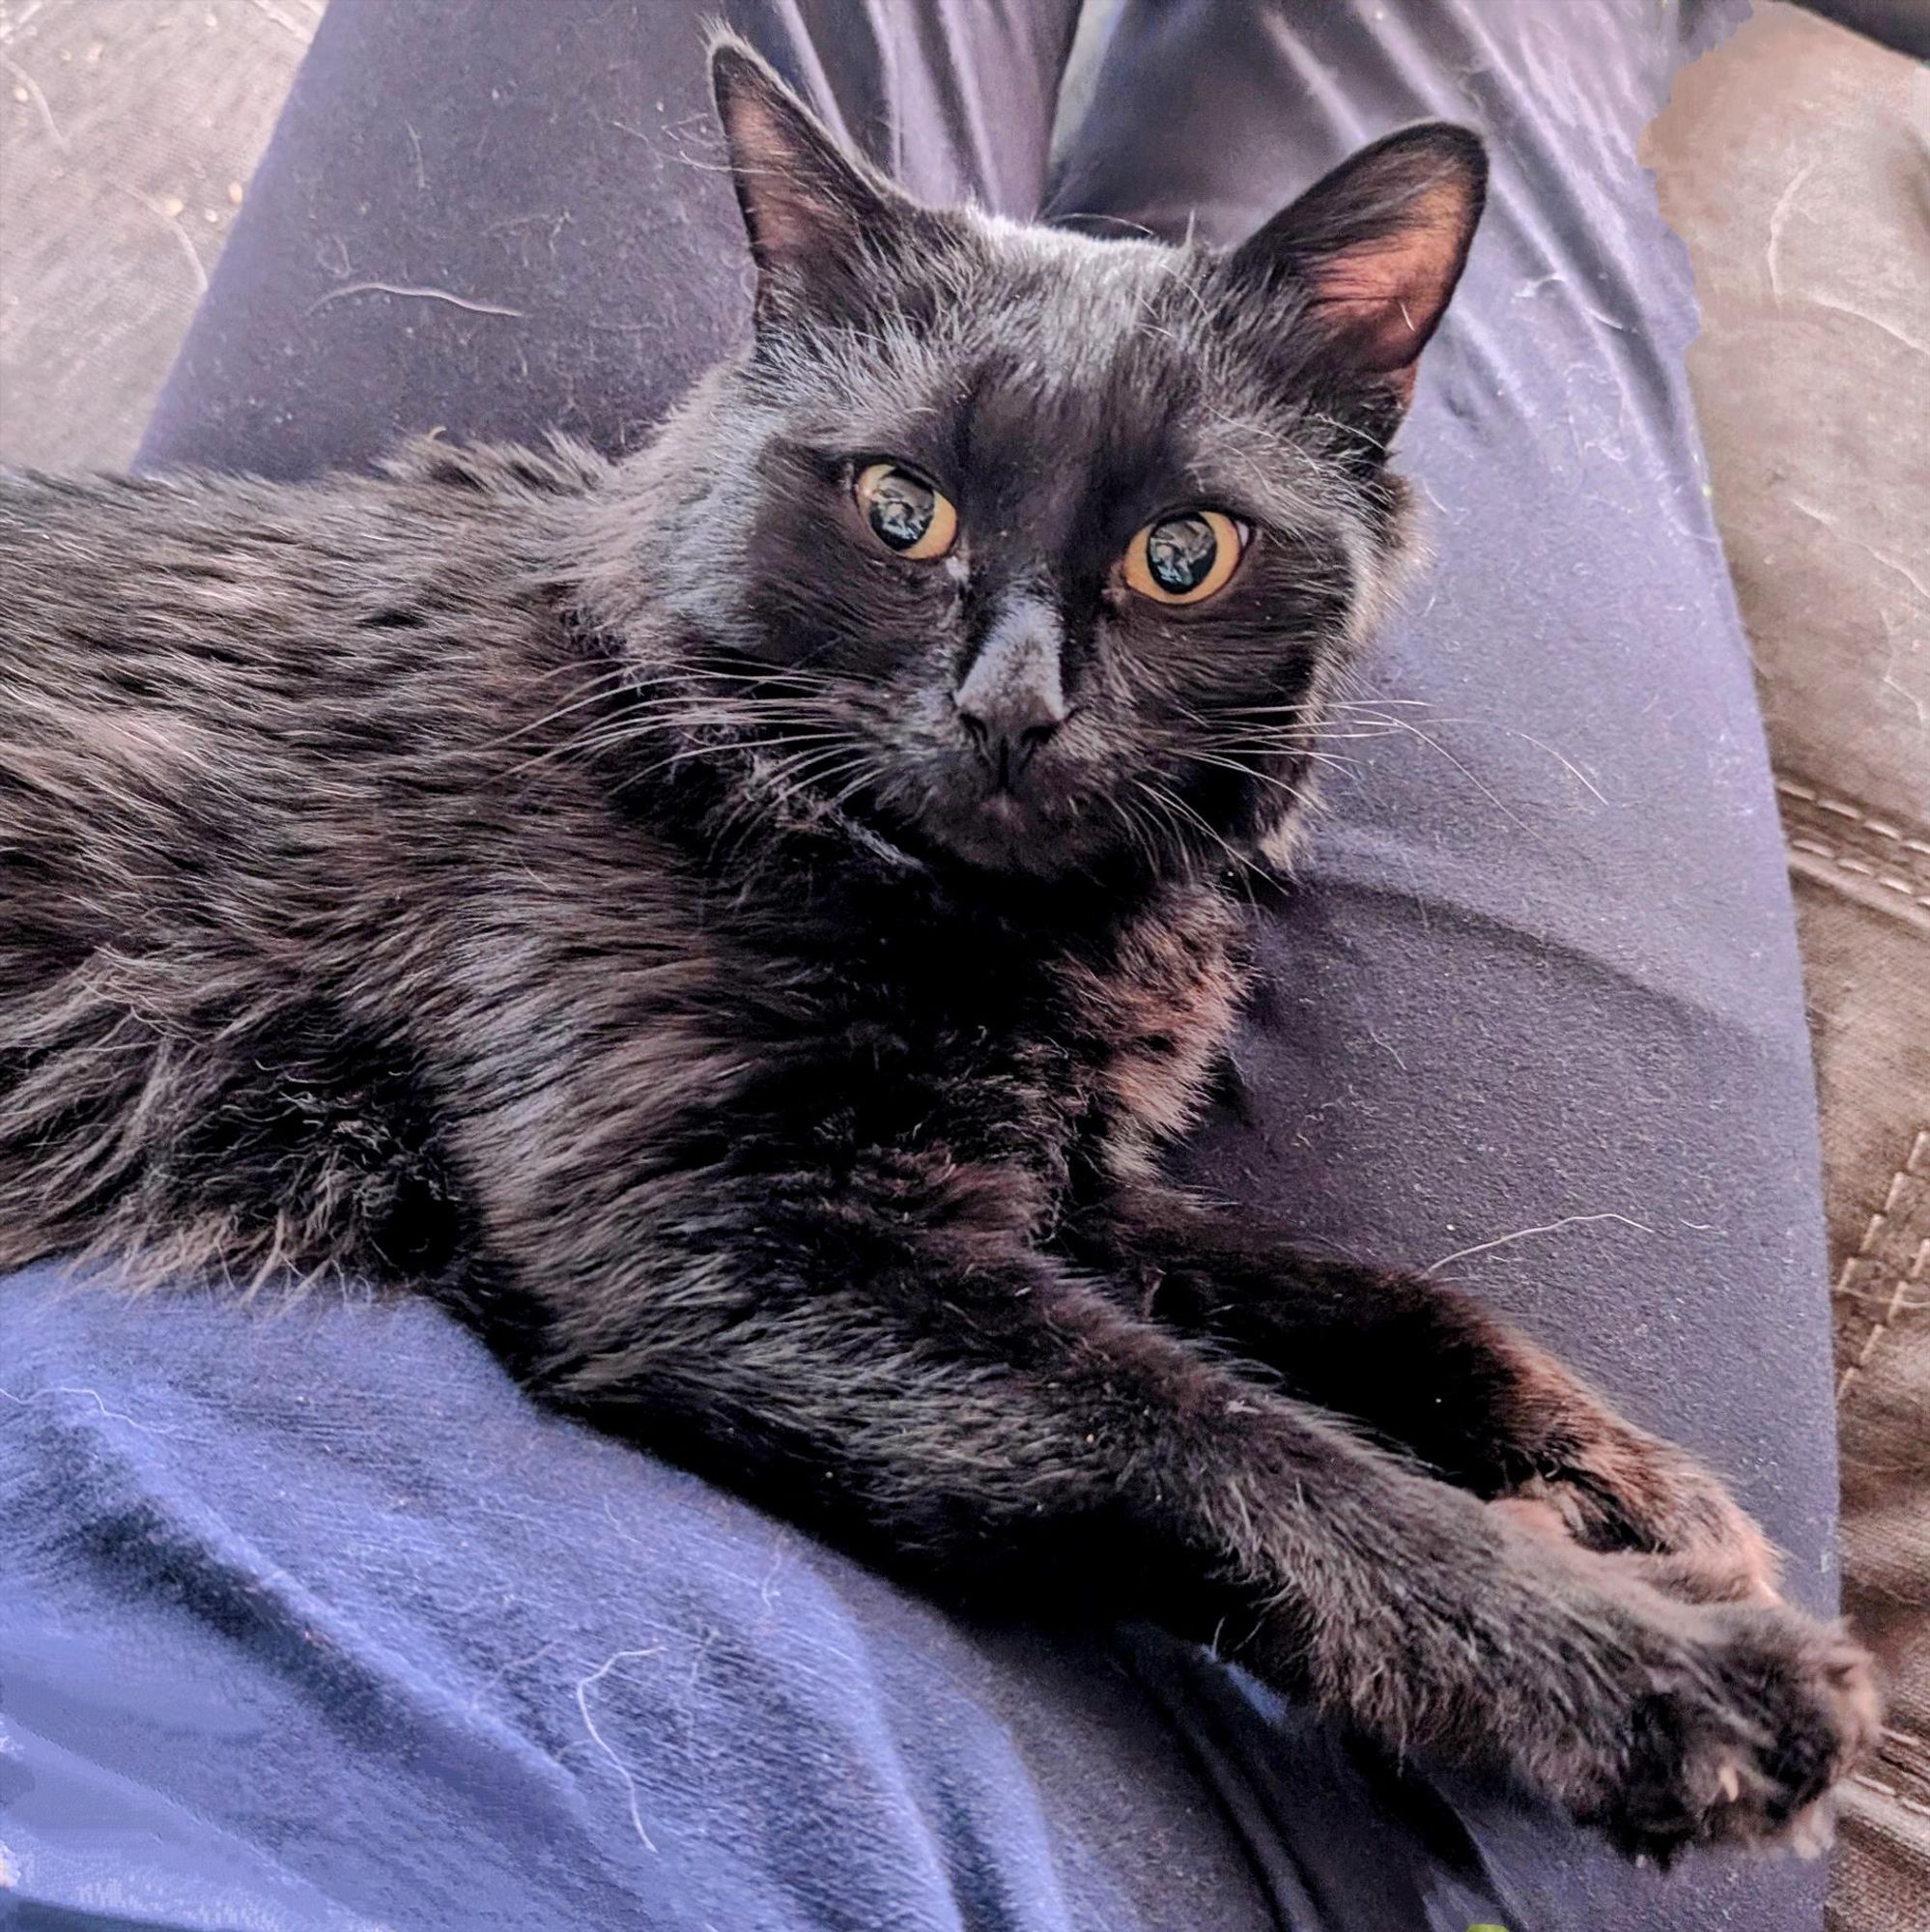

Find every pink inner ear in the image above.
[719,95,835,264]
[713,53,873,274]
[1300,181,1471,385]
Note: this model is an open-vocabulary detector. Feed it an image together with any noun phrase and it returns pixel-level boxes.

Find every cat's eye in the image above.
[1122,510,1247,606]
[854,462,958,561]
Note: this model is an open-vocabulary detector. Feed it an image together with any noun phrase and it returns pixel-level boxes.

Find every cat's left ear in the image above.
[709,33,922,327]
[1224,124,1487,408]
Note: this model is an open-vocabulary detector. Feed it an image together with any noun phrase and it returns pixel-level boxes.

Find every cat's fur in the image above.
[0,38,1876,1859]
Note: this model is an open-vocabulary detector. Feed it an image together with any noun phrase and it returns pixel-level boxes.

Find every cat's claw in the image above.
[1591,1608,1880,1863]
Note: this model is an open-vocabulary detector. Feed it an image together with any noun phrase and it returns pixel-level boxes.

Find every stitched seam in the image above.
[1831,1253,1929,1312]
[1838,1129,1930,1399]
[1788,835,1930,911]
[1852,1770,1930,1825]
[1849,1235,1930,1378]
[1777,779,1930,862]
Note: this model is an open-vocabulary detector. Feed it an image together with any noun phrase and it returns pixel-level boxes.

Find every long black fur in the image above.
[0,37,1875,1860]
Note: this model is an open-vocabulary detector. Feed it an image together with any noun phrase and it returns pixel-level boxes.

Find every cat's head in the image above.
[605,37,1484,887]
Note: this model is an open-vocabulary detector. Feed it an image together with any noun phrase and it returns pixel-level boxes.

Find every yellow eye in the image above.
[1122,510,1247,605]
[854,462,958,561]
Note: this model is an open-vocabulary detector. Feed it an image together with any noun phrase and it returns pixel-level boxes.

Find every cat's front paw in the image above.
[1585,1603,1881,1863]
[1495,1425,1783,1605]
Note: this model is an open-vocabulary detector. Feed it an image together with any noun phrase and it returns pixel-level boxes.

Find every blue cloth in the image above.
[1,1265,1543,1932]
[12,4,1835,1928]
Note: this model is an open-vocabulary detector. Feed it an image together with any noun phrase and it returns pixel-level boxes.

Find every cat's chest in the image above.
[1056,891,1248,1177]
[800,885,1247,1177]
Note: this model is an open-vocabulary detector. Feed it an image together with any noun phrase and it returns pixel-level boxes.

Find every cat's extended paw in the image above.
[1496,1427,1783,1605]
[1490,1489,1782,1607]
[1589,1605,1881,1863]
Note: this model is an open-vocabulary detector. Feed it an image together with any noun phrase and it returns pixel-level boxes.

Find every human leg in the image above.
[1053,2,1838,1923]
[137,0,1082,477]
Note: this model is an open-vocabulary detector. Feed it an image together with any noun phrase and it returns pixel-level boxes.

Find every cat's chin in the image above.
[902,788,1117,882]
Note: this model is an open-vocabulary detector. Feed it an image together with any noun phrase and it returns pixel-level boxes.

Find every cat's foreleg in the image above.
[526,1230,1874,1861]
[1064,1185,1784,1605]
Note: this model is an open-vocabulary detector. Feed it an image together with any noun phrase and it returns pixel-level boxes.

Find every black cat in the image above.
[0,36,1876,1860]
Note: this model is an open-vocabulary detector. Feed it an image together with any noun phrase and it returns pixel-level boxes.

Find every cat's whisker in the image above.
[1133,778,1269,888]
[1321,714,1536,833]
[1191,737,1366,771]
[1329,708,1612,805]
[413,663,643,766]
[687,661,848,690]
[590,729,857,792]
[1180,752,1319,805]
[554,706,850,764]
[743,746,877,818]
[752,741,870,785]
[1102,787,1175,877]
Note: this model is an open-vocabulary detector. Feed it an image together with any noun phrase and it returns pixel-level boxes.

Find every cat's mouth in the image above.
[897,775,1114,879]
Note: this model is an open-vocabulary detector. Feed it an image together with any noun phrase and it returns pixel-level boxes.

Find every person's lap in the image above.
[1062,11,1839,1918]
[133,0,1083,475]
[7,2,1833,1927]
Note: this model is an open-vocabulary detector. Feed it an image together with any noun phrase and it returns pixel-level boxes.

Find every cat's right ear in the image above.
[709,33,919,328]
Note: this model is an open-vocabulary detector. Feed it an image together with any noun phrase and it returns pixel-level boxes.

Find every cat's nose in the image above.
[954,594,1068,786]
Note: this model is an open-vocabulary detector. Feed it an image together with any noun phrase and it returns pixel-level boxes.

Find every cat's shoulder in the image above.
[377,433,610,501]
[0,431,610,554]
